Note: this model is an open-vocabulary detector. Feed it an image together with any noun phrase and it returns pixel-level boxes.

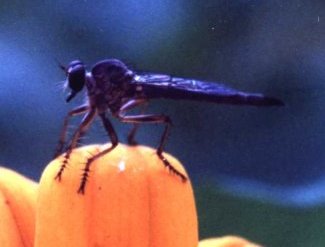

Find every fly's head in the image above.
[60,60,86,102]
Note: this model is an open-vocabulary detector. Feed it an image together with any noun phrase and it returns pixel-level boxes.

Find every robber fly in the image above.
[54,59,284,193]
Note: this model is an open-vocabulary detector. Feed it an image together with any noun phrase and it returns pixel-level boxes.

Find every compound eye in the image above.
[68,65,85,91]
[66,61,86,102]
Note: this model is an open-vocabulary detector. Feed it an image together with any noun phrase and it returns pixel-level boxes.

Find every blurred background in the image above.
[0,0,324,246]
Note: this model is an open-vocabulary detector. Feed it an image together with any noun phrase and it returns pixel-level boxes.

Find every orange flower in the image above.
[0,145,262,247]
[0,167,38,247]
[35,144,198,247]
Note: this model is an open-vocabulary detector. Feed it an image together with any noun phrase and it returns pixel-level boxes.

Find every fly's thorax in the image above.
[86,59,137,113]
[85,73,97,95]
[91,59,133,87]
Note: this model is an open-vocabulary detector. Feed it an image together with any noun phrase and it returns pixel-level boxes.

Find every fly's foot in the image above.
[54,150,71,181]
[54,159,68,181]
[77,156,95,194]
[77,165,90,194]
[157,152,187,182]
[77,144,116,194]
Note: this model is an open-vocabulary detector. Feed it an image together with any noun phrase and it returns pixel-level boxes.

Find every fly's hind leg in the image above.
[118,111,187,182]
[78,112,118,194]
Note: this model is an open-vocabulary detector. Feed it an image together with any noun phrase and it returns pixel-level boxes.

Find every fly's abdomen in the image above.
[134,74,284,107]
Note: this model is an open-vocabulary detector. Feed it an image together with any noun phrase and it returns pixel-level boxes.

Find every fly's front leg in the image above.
[54,105,89,158]
[78,112,118,194]
[55,108,96,181]
[117,112,187,182]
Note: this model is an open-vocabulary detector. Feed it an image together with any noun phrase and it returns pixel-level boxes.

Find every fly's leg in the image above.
[78,112,118,194]
[127,103,148,145]
[55,108,96,181]
[118,99,187,181]
[118,113,187,182]
[117,98,148,145]
[127,124,139,145]
[54,105,89,158]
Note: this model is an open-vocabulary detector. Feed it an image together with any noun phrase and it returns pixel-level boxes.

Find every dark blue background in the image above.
[1,0,324,185]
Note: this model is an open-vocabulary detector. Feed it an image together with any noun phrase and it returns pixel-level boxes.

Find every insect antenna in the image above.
[52,57,67,73]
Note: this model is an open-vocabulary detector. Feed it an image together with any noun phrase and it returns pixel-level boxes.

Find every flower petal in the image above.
[0,167,38,247]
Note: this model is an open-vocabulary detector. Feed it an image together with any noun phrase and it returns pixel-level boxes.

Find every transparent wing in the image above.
[133,73,283,106]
